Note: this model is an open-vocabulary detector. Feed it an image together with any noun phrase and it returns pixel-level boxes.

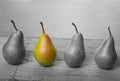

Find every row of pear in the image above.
[2,20,117,70]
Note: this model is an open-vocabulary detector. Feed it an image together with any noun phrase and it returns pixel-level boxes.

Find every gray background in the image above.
[0,0,120,39]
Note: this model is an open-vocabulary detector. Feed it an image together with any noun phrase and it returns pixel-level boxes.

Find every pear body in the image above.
[2,30,26,65]
[95,33,117,69]
[64,33,86,68]
[34,34,56,67]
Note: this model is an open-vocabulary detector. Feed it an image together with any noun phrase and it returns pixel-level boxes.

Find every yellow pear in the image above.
[34,21,56,67]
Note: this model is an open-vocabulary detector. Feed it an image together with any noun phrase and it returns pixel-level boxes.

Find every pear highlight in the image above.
[64,23,86,68]
[2,20,26,65]
[95,27,117,70]
[34,21,56,67]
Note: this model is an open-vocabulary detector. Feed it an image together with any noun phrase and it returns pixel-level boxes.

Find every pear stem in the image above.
[40,22,45,34]
[72,23,78,33]
[10,20,18,31]
[108,26,112,36]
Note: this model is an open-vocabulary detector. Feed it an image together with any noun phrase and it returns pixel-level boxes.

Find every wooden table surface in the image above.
[0,37,120,81]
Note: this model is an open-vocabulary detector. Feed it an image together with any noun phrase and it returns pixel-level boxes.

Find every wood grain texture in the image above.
[0,37,120,81]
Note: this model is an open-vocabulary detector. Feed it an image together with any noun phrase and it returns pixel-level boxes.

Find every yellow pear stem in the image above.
[40,22,45,34]
[72,23,78,33]
[108,26,112,37]
[10,20,18,31]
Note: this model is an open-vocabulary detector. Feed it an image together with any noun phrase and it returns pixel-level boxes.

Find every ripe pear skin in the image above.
[34,22,56,67]
[2,20,26,65]
[64,23,86,68]
[95,27,117,70]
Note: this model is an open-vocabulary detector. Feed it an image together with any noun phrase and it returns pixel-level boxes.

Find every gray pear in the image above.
[64,23,86,68]
[2,20,26,65]
[95,27,117,70]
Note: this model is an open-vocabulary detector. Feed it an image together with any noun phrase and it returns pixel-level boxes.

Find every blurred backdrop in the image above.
[0,0,120,40]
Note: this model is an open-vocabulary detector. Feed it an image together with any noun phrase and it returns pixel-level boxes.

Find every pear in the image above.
[64,23,86,68]
[34,21,56,67]
[95,27,117,70]
[2,20,26,65]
